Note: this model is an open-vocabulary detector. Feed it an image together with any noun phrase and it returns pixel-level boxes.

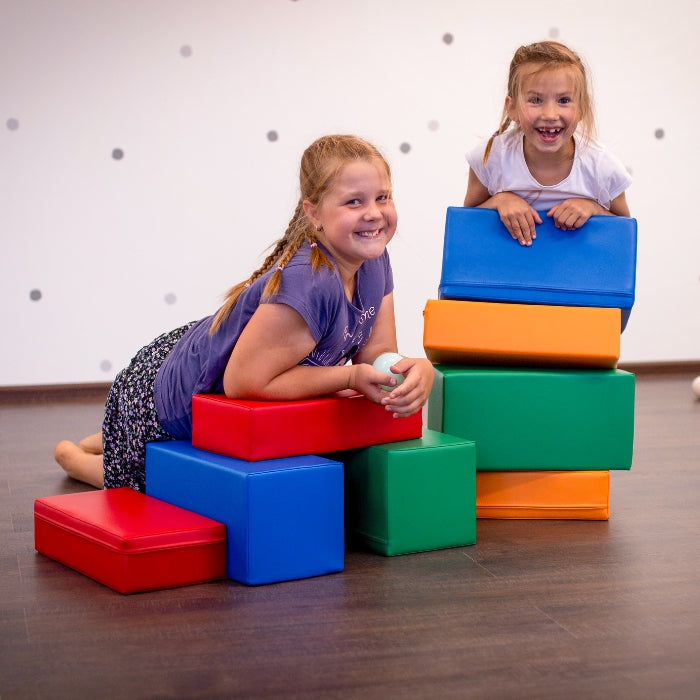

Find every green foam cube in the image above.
[341,429,476,556]
[428,366,634,471]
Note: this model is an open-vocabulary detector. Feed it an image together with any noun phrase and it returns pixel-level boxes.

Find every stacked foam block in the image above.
[35,392,477,592]
[164,393,476,562]
[424,207,638,520]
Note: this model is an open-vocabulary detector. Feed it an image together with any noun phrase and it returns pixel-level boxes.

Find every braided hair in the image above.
[210,135,391,334]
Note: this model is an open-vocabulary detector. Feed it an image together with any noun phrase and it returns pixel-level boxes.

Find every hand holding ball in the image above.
[373,352,404,391]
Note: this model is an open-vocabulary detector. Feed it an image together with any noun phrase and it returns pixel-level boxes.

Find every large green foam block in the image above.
[428,366,635,471]
[338,429,476,556]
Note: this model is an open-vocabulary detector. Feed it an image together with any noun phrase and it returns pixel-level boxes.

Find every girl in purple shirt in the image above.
[55,134,434,491]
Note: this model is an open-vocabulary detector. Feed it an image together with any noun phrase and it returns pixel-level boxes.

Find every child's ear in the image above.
[505,95,519,123]
[302,199,321,230]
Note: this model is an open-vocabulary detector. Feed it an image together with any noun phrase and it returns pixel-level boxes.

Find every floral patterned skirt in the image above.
[102,321,197,492]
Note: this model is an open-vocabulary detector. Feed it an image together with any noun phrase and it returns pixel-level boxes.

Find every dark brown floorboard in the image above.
[2,375,699,699]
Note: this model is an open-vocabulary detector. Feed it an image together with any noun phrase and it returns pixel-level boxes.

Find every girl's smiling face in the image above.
[304,159,397,276]
[506,65,581,160]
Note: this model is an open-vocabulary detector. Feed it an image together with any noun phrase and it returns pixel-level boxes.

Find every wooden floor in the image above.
[2,375,699,699]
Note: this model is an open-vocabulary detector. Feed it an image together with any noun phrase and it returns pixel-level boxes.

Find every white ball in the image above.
[372,352,404,391]
[692,376,700,399]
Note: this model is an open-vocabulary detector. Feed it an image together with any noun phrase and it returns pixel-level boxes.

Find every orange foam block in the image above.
[423,298,620,368]
[192,393,423,461]
[476,471,610,520]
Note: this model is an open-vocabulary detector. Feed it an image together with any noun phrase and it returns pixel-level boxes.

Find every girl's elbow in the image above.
[224,374,277,401]
[223,379,240,399]
[223,374,252,399]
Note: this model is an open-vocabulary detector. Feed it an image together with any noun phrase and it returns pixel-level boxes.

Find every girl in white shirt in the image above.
[464,41,631,246]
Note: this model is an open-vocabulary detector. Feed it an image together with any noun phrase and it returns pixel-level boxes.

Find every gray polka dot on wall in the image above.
[428,120,439,132]
[442,33,453,45]
[112,148,124,160]
[164,293,177,305]
[655,128,665,139]
[180,45,192,58]
[100,360,112,373]
[7,118,19,131]
[267,131,279,142]
[399,142,411,154]
[29,289,42,301]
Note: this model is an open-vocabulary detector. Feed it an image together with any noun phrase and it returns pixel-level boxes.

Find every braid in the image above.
[482,118,512,166]
[209,201,310,334]
[261,234,303,301]
[262,225,335,302]
[309,233,333,272]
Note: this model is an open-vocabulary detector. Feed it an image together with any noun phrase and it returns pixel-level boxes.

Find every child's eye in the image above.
[346,198,361,206]
[559,96,572,104]
[528,96,542,104]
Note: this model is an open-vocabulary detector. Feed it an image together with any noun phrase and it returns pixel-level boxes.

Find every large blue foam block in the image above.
[146,441,344,585]
[439,207,637,309]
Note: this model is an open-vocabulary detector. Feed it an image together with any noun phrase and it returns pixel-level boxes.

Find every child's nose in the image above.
[364,202,380,219]
[543,101,559,119]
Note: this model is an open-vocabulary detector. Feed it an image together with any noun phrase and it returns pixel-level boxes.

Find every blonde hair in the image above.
[210,134,392,334]
[483,40,596,165]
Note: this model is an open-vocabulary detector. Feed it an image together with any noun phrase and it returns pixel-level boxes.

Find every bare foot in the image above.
[78,432,103,455]
[54,440,104,489]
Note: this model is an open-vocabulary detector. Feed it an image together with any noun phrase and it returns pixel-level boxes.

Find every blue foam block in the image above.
[438,207,637,309]
[145,441,344,585]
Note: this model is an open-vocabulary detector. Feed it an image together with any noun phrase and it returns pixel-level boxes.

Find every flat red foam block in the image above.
[192,393,424,461]
[34,488,227,594]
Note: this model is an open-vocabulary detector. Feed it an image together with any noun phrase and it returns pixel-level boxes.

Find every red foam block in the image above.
[192,392,424,461]
[34,488,227,594]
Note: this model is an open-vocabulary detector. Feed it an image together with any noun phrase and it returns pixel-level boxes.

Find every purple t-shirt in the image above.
[154,242,394,437]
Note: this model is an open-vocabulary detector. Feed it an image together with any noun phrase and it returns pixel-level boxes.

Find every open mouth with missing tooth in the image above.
[537,127,563,141]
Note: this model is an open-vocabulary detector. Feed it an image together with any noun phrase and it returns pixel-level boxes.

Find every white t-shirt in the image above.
[466,130,632,211]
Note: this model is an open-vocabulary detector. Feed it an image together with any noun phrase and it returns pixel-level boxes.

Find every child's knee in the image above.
[53,440,76,465]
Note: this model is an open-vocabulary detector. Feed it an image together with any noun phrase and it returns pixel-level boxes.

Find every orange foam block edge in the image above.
[423,299,620,368]
[476,471,610,520]
[192,392,424,461]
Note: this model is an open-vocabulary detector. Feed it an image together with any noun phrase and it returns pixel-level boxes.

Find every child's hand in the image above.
[547,199,604,230]
[493,192,542,246]
[378,357,435,418]
[347,363,402,406]
[348,358,434,417]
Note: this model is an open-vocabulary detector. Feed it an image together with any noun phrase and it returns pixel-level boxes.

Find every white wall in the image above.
[2,0,699,386]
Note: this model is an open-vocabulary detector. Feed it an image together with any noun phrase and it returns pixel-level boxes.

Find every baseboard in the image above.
[0,382,112,405]
[617,360,700,376]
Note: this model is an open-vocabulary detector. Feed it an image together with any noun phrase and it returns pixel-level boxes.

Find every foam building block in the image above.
[423,298,620,368]
[34,488,227,594]
[339,429,476,556]
[428,365,635,471]
[476,471,610,520]
[192,393,423,462]
[438,207,637,309]
[146,441,344,585]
